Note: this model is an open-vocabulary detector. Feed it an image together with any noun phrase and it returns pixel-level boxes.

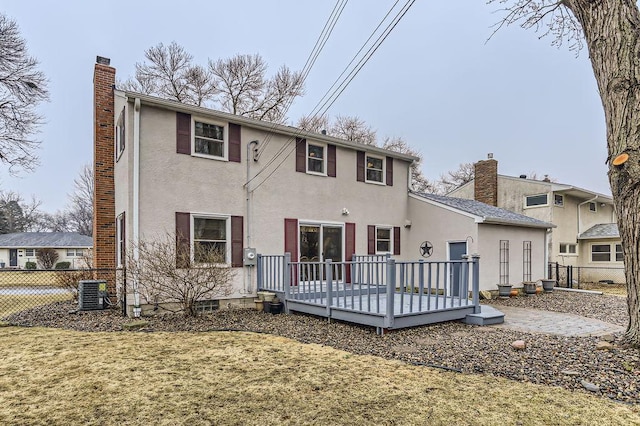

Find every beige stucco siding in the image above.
[477,224,547,288]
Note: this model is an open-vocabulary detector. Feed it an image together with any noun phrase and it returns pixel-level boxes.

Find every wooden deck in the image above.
[257,254,503,333]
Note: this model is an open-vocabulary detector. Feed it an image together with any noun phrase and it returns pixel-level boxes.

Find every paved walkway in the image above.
[487,305,625,337]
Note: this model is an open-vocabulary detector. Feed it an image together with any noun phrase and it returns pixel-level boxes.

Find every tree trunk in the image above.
[566,0,640,346]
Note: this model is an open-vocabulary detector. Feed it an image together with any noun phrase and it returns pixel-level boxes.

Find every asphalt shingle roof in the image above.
[578,224,619,240]
[414,192,554,229]
[0,232,92,248]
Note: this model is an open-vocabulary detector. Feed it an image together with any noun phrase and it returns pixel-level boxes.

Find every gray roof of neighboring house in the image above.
[414,192,555,229]
[0,232,93,248]
[578,224,620,240]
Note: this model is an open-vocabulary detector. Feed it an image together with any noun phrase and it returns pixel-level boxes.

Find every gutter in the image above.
[132,97,141,317]
[577,196,599,236]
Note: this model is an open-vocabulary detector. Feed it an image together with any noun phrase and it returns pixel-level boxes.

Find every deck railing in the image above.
[257,253,481,323]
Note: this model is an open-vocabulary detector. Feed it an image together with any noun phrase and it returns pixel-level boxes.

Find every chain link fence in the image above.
[548,262,626,289]
[0,268,125,320]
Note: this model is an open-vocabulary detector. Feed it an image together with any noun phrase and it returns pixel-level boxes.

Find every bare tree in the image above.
[297,114,330,134]
[67,163,93,236]
[331,115,377,145]
[382,136,436,193]
[0,190,43,232]
[126,233,235,316]
[492,0,640,346]
[437,162,475,194]
[0,13,48,174]
[122,43,304,123]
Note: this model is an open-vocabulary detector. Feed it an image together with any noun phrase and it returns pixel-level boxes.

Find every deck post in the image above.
[284,253,291,309]
[325,259,333,319]
[385,257,395,329]
[256,254,263,291]
[471,254,480,314]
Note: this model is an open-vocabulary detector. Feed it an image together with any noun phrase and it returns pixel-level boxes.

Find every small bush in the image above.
[55,261,71,270]
[55,269,94,301]
[25,261,36,270]
[37,248,59,269]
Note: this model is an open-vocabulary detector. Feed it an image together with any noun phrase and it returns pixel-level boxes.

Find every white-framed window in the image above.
[525,194,548,207]
[192,215,230,264]
[307,142,326,175]
[616,244,623,262]
[193,118,227,160]
[375,226,392,254]
[589,202,597,212]
[554,194,564,207]
[116,213,125,267]
[115,107,125,161]
[591,244,611,262]
[559,243,577,255]
[366,154,385,184]
[66,249,84,257]
[24,248,35,257]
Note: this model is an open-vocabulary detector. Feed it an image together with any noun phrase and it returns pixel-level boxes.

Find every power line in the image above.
[249,0,416,192]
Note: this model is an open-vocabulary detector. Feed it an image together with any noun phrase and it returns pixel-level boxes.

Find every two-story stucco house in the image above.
[93,58,554,315]
[449,155,622,281]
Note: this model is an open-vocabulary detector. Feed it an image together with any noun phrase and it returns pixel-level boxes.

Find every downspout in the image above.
[545,228,551,278]
[577,196,599,236]
[245,140,259,294]
[132,98,141,317]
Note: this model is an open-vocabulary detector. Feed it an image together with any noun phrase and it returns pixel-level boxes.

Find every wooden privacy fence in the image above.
[257,253,481,333]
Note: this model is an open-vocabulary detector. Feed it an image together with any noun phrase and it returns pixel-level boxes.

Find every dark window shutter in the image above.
[175,212,191,268]
[393,226,401,255]
[386,156,394,186]
[295,138,306,173]
[367,225,375,255]
[231,216,243,267]
[176,112,191,155]
[284,218,299,262]
[228,123,241,163]
[327,144,336,177]
[345,222,355,284]
[357,151,365,182]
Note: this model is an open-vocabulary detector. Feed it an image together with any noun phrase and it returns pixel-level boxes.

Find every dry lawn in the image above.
[0,327,638,426]
[580,282,628,296]
[0,293,72,318]
[0,270,58,287]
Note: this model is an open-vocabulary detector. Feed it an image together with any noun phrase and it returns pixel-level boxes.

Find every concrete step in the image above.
[462,305,505,326]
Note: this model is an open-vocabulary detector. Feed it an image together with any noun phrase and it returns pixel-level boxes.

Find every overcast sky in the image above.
[1,1,608,212]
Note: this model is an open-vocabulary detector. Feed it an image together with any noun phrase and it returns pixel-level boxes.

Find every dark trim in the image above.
[386,156,393,186]
[231,216,244,267]
[357,151,365,182]
[345,222,355,284]
[176,112,191,155]
[296,138,306,173]
[393,226,401,255]
[175,212,191,268]
[228,123,241,163]
[367,225,375,255]
[327,144,336,177]
[284,218,299,262]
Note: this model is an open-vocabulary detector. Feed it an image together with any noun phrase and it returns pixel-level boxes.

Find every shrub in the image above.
[36,248,59,269]
[25,261,36,270]
[55,269,94,301]
[54,261,71,269]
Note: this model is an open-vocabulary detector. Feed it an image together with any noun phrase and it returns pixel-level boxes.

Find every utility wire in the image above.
[248,0,416,192]
[255,0,349,160]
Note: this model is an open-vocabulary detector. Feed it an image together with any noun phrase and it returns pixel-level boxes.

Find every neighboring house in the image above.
[93,58,553,313]
[0,232,92,269]
[448,155,622,279]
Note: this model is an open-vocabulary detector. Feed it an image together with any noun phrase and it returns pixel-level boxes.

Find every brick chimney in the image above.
[474,154,498,207]
[93,56,116,293]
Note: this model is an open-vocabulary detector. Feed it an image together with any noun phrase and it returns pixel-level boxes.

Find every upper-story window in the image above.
[554,194,564,207]
[525,194,548,207]
[366,155,385,184]
[588,202,597,212]
[115,107,125,161]
[194,120,227,159]
[307,143,326,174]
